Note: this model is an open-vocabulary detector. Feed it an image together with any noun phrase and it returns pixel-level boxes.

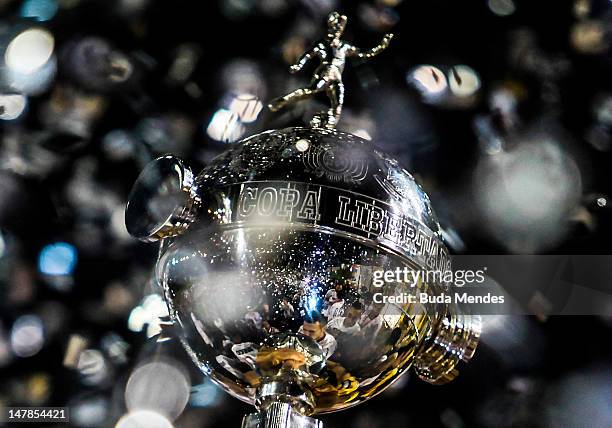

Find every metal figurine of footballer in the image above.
[268,12,394,129]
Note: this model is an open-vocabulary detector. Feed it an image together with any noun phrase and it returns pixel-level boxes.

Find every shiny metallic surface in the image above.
[125,155,201,242]
[136,126,481,416]
[268,12,393,129]
[242,402,323,428]
[193,127,446,270]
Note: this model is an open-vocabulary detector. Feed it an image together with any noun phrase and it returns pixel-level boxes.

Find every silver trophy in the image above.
[125,12,480,428]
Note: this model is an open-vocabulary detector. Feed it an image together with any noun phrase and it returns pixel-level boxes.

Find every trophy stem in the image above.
[241,402,323,428]
[242,377,323,428]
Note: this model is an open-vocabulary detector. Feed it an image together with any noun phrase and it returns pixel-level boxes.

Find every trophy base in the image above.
[241,402,323,428]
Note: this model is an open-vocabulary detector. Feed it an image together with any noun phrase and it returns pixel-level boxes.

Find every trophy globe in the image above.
[125,12,481,428]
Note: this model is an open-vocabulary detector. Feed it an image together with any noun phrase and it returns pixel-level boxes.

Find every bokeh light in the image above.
[19,0,59,21]
[206,108,245,143]
[10,315,45,358]
[5,28,55,74]
[127,294,169,338]
[487,0,516,16]
[77,349,108,385]
[408,65,447,96]
[448,65,481,97]
[125,360,190,421]
[38,242,78,276]
[474,136,582,252]
[0,94,28,121]
[228,93,263,123]
[116,410,174,428]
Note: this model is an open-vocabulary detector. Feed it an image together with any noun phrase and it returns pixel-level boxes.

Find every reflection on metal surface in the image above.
[126,124,480,426]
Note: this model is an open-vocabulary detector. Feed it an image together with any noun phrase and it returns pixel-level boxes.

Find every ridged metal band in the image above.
[412,307,482,385]
[242,402,323,428]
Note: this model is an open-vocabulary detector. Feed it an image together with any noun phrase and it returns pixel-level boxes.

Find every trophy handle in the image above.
[125,155,201,242]
[413,306,482,384]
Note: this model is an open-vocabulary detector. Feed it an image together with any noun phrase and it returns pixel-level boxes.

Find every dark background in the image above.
[0,0,611,426]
